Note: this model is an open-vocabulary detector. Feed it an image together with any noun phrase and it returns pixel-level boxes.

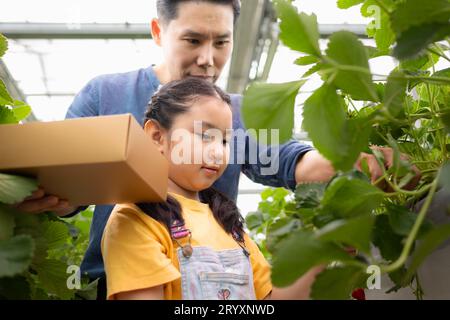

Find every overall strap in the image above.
[170,220,251,259]
[171,219,193,258]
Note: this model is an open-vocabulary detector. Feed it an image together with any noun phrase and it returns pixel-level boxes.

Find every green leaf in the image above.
[302,85,372,171]
[294,208,316,225]
[75,278,98,300]
[384,71,407,117]
[0,204,16,241]
[372,214,403,262]
[274,0,321,56]
[400,48,440,72]
[386,134,413,177]
[0,80,14,106]
[313,211,337,228]
[0,235,35,277]
[294,55,319,66]
[345,117,373,166]
[14,213,50,265]
[242,80,305,143]
[261,188,273,200]
[400,54,430,71]
[403,223,450,285]
[0,33,7,58]
[0,276,31,300]
[361,0,394,17]
[440,163,450,192]
[43,221,69,251]
[325,31,379,101]
[272,187,290,201]
[386,203,432,237]
[362,0,396,51]
[337,0,364,9]
[365,46,389,59]
[294,182,326,209]
[311,266,366,300]
[393,23,450,60]
[303,85,346,164]
[320,172,385,219]
[316,214,375,254]
[35,259,74,300]
[12,105,31,122]
[245,211,265,230]
[272,230,352,287]
[0,173,38,205]
[374,12,396,52]
[0,106,18,124]
[302,63,324,77]
[266,217,301,252]
[390,0,450,35]
[271,230,354,287]
[386,267,409,291]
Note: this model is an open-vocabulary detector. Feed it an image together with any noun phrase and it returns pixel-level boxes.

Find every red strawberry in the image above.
[351,288,366,300]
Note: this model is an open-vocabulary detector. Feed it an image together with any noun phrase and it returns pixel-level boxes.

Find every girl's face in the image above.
[146,95,232,193]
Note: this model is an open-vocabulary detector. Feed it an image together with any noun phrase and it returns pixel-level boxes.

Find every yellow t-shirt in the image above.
[101,192,272,300]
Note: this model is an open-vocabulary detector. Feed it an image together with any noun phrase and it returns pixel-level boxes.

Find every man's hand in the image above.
[295,147,421,191]
[13,187,76,217]
[354,146,421,191]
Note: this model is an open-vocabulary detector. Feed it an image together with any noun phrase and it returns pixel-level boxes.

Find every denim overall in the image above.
[172,221,256,300]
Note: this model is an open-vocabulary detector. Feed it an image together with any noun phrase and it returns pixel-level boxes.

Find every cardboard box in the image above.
[0,114,168,206]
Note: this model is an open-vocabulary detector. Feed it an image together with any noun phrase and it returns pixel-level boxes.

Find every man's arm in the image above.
[295,146,421,189]
[231,94,316,190]
[294,150,335,184]
[241,136,314,190]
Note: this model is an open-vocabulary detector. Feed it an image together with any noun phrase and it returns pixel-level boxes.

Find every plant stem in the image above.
[321,61,450,85]
[347,96,360,114]
[420,168,439,174]
[427,47,450,63]
[382,177,439,273]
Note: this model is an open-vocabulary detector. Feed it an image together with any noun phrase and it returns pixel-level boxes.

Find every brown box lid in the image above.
[0,114,168,206]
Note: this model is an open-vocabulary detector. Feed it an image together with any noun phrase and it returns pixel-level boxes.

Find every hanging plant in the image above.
[243,0,450,299]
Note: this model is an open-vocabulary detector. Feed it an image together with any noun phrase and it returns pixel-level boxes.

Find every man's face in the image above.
[157,2,234,83]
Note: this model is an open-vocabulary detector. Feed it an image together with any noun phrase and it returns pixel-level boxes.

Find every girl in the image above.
[101,77,323,300]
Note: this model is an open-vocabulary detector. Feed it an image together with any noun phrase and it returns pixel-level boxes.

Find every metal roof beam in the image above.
[0,22,366,39]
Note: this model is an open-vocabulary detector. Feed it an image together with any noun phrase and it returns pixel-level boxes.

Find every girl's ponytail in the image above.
[137,188,245,240]
[199,188,245,239]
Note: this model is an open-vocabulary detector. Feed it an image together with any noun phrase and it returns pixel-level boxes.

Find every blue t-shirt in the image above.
[66,66,313,280]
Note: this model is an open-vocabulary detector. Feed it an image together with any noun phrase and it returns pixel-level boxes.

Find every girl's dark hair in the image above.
[144,77,231,129]
[137,188,245,239]
[157,0,241,25]
[137,77,244,239]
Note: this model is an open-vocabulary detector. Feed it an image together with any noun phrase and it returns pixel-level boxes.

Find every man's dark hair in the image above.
[156,0,241,25]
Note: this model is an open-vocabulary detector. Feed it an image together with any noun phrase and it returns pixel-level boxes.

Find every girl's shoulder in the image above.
[109,203,169,235]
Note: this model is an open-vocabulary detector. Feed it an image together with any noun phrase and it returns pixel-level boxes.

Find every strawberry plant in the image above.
[0,34,95,299]
[243,0,450,299]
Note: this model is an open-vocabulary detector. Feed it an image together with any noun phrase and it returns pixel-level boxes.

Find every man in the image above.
[15,0,417,299]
